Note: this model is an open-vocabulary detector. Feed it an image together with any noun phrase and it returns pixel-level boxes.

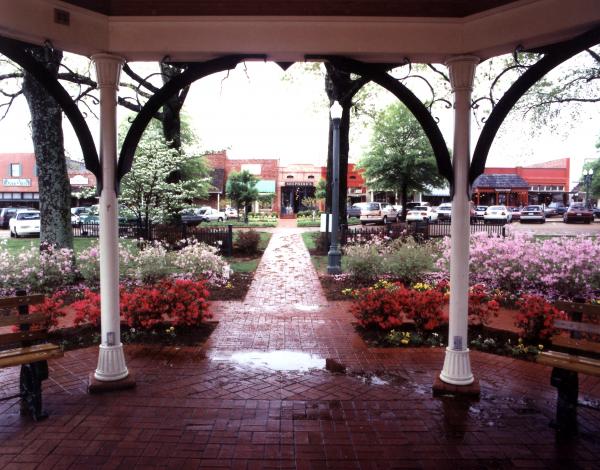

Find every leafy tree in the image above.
[358,102,444,219]
[119,124,209,232]
[582,154,600,200]
[226,170,259,223]
[315,178,327,200]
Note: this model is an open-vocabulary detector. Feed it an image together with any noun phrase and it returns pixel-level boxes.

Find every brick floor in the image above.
[1,225,599,469]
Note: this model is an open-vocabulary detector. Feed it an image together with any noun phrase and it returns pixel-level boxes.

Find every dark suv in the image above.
[0,207,21,229]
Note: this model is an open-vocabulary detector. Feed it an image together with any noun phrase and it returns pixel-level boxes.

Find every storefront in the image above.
[280,181,315,214]
[472,174,529,207]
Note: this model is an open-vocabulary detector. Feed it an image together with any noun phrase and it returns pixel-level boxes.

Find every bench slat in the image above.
[0,331,48,347]
[554,301,600,317]
[0,343,63,368]
[0,294,45,309]
[0,313,48,328]
[554,319,600,335]
[538,351,600,377]
[551,336,600,355]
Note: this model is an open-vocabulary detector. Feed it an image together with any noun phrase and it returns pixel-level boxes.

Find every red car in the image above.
[563,203,594,224]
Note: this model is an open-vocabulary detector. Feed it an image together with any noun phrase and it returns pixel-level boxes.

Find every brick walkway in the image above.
[1,225,600,469]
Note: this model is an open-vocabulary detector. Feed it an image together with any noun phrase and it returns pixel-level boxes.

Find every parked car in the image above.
[181,207,210,225]
[520,205,545,223]
[594,207,600,219]
[0,207,25,229]
[545,202,567,217]
[224,207,238,219]
[406,201,430,210]
[483,205,511,224]
[359,202,398,225]
[475,206,488,219]
[406,205,438,223]
[9,210,40,238]
[199,207,227,223]
[563,203,594,224]
[508,206,521,221]
[71,206,90,226]
[436,203,452,221]
[347,202,370,218]
[79,205,100,224]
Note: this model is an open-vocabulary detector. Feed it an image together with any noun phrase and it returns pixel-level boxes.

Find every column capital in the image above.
[445,55,480,92]
[92,53,125,89]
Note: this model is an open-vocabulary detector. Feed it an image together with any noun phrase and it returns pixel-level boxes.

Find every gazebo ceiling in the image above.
[61,0,519,18]
[0,0,599,62]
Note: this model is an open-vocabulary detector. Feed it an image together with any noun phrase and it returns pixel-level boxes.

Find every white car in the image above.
[436,203,452,221]
[483,205,512,224]
[406,206,438,222]
[9,210,41,237]
[199,208,227,222]
[224,207,238,219]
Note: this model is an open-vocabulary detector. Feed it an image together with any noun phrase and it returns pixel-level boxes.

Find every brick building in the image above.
[0,153,96,209]
[474,157,570,206]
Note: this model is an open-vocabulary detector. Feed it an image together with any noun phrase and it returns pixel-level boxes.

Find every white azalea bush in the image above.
[171,240,230,286]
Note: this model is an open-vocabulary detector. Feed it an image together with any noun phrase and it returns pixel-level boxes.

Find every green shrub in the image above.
[383,238,436,284]
[235,230,261,255]
[343,244,384,281]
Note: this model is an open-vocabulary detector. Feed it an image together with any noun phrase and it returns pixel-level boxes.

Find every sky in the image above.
[0,58,598,188]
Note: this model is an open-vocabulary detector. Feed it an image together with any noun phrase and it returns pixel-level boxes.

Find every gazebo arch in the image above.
[470,26,600,186]
[0,35,101,182]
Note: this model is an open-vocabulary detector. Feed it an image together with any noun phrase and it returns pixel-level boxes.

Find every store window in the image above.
[10,163,21,177]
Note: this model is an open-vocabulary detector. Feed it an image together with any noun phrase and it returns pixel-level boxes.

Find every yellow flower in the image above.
[400,339,409,345]
[538,344,544,350]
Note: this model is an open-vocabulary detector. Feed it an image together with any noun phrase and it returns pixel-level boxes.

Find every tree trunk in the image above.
[159,63,188,150]
[401,184,409,221]
[22,46,73,249]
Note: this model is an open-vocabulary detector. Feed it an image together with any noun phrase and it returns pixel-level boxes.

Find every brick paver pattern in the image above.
[1,223,599,469]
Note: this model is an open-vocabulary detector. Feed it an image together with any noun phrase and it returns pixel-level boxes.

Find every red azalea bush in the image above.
[404,288,447,332]
[71,280,211,329]
[121,279,211,328]
[351,285,404,330]
[515,295,565,342]
[351,284,447,332]
[71,289,102,327]
[468,284,500,326]
[27,290,68,331]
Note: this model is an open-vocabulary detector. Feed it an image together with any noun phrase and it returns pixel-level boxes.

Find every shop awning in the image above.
[256,180,276,193]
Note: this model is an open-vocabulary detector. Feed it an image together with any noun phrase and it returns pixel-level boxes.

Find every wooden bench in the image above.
[0,291,63,421]
[537,300,600,433]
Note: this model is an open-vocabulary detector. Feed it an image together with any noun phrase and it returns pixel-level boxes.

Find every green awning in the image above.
[256,180,276,194]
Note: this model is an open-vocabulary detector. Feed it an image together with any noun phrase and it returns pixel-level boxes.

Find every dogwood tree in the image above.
[119,124,209,231]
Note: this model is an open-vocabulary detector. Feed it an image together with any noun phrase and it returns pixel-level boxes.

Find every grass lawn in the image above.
[300,232,328,273]
[228,231,272,273]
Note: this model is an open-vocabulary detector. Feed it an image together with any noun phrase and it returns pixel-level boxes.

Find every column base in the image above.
[433,376,480,398]
[88,372,136,394]
[439,347,474,385]
[94,344,129,382]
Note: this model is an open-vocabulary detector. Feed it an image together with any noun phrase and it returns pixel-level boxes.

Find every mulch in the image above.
[48,321,217,351]
[208,271,254,301]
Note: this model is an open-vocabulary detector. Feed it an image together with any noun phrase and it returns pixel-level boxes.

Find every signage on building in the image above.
[241,164,262,175]
[3,178,31,187]
[494,188,510,192]
[69,175,89,185]
[285,181,313,187]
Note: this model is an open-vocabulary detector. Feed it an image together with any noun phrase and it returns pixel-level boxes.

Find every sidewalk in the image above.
[1,224,599,469]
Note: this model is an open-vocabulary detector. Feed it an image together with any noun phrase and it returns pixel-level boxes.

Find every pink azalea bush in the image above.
[436,232,600,301]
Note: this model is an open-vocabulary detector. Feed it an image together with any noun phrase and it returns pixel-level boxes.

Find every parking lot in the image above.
[508,218,600,236]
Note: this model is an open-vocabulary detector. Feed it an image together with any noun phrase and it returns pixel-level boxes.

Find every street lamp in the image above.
[583,168,594,209]
[327,101,343,274]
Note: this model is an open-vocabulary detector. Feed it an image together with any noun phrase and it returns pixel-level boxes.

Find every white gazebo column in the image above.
[439,56,479,389]
[90,54,131,387]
